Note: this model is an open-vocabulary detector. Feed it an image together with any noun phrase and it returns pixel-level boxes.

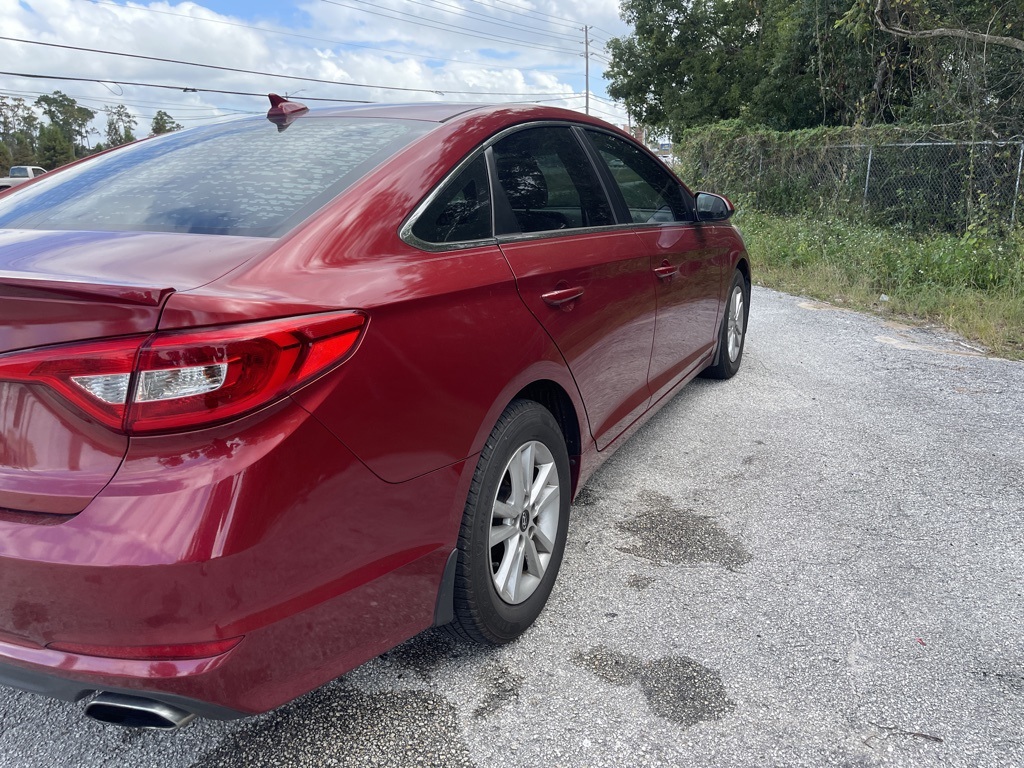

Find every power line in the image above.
[521,94,622,120]
[319,0,579,55]
[3,72,619,113]
[395,0,581,42]
[587,104,623,121]
[0,37,577,96]
[454,0,582,31]
[315,0,581,54]
[2,70,607,111]
[0,86,256,115]
[3,73,622,126]
[0,70,376,103]
[464,0,580,27]
[78,0,577,76]
[0,92,256,125]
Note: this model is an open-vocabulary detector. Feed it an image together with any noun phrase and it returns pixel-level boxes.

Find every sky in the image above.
[1,0,632,141]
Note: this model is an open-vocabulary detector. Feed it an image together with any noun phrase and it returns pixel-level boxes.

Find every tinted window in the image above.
[0,118,431,237]
[411,155,492,244]
[586,130,691,224]
[491,127,613,234]
[9,168,28,178]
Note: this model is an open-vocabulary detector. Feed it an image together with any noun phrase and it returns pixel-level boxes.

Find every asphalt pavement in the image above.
[1,286,1021,767]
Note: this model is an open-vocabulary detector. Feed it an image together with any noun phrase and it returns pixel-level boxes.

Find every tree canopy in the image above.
[0,92,183,171]
[104,104,137,147]
[35,91,96,151]
[606,0,1024,139]
[151,110,184,135]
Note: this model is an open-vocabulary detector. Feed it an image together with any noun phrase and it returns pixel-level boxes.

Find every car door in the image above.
[492,125,657,450]
[583,129,726,399]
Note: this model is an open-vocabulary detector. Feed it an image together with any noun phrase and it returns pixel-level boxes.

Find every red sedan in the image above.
[0,100,750,728]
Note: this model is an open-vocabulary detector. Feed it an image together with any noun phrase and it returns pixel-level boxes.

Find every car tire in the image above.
[447,399,571,646]
[701,268,749,380]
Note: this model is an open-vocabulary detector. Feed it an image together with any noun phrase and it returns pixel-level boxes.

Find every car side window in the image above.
[411,155,493,244]
[585,130,691,224]
[491,127,613,235]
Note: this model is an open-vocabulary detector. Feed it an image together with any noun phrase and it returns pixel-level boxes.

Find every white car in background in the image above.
[0,166,47,191]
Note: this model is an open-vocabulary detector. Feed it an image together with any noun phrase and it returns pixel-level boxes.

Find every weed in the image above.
[736,211,1024,358]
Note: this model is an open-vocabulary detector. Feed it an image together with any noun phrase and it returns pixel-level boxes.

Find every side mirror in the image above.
[695,192,734,222]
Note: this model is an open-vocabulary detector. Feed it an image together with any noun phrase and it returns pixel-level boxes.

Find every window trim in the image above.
[401,120,618,251]
[398,145,499,253]
[399,120,700,253]
[405,151,496,250]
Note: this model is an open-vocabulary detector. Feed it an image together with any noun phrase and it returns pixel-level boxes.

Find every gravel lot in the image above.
[1,286,1021,767]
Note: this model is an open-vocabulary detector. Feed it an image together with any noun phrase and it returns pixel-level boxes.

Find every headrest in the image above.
[496,154,548,210]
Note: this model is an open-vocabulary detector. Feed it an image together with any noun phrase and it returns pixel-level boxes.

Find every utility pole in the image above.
[582,25,590,115]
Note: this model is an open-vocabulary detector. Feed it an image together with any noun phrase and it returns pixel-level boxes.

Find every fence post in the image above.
[758,152,764,208]
[1012,141,1024,229]
[862,146,873,214]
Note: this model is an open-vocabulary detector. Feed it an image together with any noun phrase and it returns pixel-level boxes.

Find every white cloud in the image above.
[0,0,630,139]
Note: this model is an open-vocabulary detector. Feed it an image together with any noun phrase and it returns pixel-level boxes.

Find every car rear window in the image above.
[0,117,431,237]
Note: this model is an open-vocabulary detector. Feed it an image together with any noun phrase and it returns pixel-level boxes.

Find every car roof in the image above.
[274,102,617,129]
[296,102,495,122]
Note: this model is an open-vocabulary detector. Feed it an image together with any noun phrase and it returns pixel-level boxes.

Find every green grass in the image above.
[735,211,1024,359]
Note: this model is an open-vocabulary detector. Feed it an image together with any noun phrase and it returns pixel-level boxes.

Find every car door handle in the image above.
[654,261,677,280]
[541,286,585,307]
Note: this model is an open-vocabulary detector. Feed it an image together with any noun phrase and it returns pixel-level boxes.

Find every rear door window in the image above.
[585,130,692,224]
[491,127,614,235]
[410,155,492,244]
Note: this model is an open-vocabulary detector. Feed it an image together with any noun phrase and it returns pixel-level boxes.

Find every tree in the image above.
[35,91,95,153]
[608,0,1024,138]
[871,0,1024,51]
[606,0,762,135]
[606,0,880,135]
[0,143,11,176]
[104,104,138,147]
[151,110,183,135]
[745,0,877,129]
[9,133,37,166]
[37,123,75,170]
[840,0,1024,135]
[0,96,40,147]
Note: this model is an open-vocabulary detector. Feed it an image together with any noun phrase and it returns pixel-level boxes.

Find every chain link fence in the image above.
[677,133,1024,234]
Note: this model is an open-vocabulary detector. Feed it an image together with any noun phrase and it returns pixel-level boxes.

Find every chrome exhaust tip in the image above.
[84,692,197,730]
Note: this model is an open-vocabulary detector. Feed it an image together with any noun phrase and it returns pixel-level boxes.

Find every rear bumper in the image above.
[0,646,245,720]
[0,399,466,715]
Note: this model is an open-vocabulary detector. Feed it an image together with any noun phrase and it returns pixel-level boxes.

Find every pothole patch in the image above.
[616,491,751,570]
[572,646,735,728]
[875,334,984,357]
[625,574,656,590]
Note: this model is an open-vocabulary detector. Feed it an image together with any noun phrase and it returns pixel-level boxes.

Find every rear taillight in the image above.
[0,311,366,434]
